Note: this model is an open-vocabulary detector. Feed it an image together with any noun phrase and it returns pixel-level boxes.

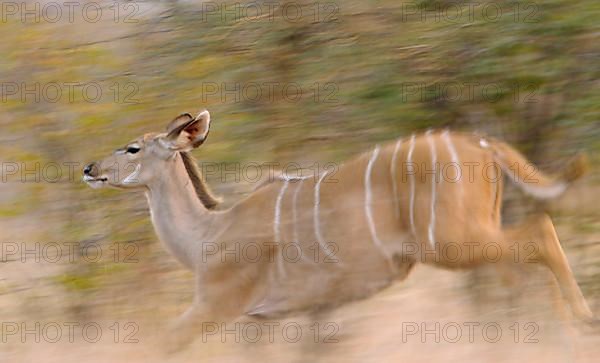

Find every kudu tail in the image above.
[487,139,589,199]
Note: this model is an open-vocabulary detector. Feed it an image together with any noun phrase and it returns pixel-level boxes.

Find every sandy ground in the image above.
[1,235,599,362]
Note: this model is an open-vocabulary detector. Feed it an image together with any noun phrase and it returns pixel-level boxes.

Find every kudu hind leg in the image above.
[504,214,594,322]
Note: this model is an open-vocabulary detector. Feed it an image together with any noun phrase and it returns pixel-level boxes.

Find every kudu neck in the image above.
[144,153,220,269]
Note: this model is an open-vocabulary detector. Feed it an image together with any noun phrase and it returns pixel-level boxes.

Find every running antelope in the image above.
[84,109,595,342]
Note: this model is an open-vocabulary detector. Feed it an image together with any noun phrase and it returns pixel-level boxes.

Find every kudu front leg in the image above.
[164,301,240,354]
[164,303,210,353]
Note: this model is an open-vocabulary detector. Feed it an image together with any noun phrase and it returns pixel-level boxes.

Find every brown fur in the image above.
[563,153,589,182]
[180,152,220,209]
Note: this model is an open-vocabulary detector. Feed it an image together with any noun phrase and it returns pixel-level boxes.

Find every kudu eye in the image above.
[126,146,141,154]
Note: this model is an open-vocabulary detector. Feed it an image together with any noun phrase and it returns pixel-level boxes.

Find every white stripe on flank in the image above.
[490,162,498,212]
[291,179,303,243]
[391,139,403,218]
[407,134,417,239]
[274,180,289,278]
[274,180,289,242]
[291,178,314,264]
[426,130,437,248]
[366,146,392,261]
[314,171,333,257]
[442,130,462,199]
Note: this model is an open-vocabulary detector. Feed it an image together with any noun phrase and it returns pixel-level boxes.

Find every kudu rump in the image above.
[84,110,594,342]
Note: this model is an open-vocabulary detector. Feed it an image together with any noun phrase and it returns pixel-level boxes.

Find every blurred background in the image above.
[0,0,599,361]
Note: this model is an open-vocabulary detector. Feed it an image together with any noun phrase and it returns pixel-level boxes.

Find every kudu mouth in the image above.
[83,162,108,187]
[82,175,108,182]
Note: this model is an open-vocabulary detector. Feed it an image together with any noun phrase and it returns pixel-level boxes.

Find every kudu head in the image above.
[83,110,211,190]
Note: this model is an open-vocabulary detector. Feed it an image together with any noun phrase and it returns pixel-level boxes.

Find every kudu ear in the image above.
[165,110,211,150]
